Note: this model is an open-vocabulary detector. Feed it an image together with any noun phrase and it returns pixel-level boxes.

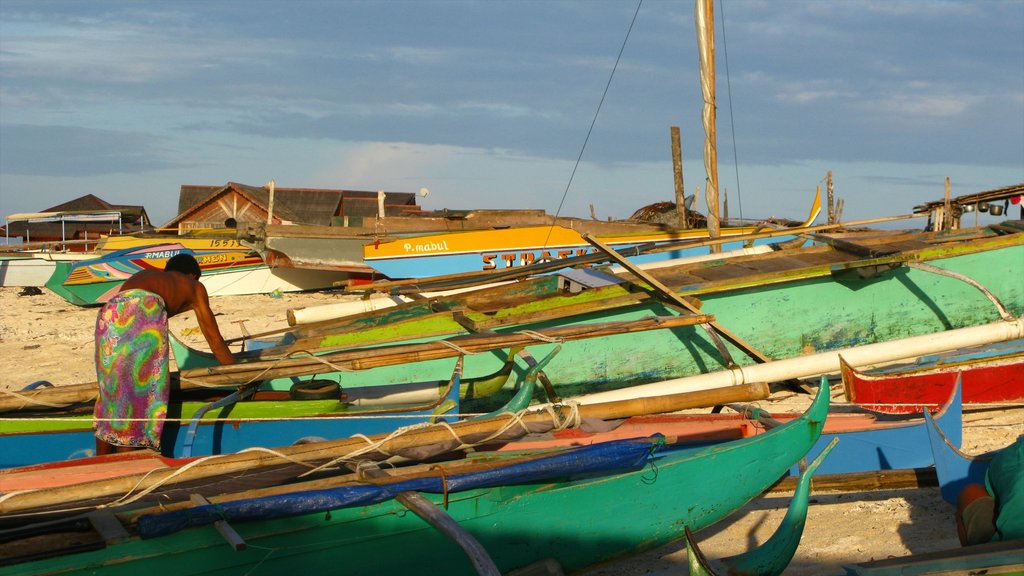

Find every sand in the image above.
[1,286,1021,574]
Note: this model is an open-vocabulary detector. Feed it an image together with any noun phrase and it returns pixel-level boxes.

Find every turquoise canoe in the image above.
[0,380,830,575]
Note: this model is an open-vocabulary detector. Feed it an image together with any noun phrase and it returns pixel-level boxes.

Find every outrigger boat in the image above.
[840,338,1024,413]
[838,408,1024,576]
[0,378,830,575]
[488,377,964,477]
[167,220,1024,403]
[45,242,350,306]
[0,352,535,469]
[362,187,820,279]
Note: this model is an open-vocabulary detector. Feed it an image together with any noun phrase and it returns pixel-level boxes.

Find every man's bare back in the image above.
[120,261,235,365]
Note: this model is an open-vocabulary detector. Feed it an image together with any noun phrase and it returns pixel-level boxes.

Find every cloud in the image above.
[0,124,182,176]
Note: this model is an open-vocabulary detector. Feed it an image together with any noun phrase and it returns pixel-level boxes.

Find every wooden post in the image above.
[723,187,729,224]
[943,177,953,231]
[265,179,276,225]
[671,126,689,229]
[826,171,835,224]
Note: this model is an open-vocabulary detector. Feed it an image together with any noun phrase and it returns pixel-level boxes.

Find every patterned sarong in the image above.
[93,289,170,450]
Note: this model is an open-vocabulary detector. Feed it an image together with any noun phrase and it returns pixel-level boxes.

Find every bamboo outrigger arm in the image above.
[906,261,1016,321]
[350,461,500,576]
[582,233,771,369]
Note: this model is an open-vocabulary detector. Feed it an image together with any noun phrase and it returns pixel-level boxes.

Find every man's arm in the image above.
[190,282,236,366]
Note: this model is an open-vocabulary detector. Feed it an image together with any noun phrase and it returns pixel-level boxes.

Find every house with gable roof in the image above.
[162,182,419,231]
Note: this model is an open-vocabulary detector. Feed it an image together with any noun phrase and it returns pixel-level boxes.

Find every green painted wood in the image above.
[171,230,1024,407]
[5,381,831,576]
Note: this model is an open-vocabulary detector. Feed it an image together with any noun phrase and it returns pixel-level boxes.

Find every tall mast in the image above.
[695,0,721,250]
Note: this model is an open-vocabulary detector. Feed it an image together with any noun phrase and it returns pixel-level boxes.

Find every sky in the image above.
[1,0,1022,228]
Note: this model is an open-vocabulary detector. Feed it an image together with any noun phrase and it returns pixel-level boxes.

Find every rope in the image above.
[513,329,565,344]
[439,340,478,355]
[298,402,583,478]
[543,0,642,249]
[0,388,89,408]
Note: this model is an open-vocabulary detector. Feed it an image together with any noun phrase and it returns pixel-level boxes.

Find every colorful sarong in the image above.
[93,289,170,450]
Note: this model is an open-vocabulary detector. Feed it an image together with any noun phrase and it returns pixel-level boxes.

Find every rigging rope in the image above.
[543,0,643,250]
[718,0,743,223]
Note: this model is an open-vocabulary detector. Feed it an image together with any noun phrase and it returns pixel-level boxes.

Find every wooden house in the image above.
[163,182,420,232]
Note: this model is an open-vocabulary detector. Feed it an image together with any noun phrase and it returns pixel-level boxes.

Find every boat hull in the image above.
[3,385,830,576]
[178,230,1024,402]
[842,339,1024,413]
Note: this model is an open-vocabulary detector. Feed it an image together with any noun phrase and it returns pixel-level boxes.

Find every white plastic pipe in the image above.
[572,318,1024,404]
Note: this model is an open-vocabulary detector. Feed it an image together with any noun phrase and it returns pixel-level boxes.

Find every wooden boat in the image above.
[361,189,820,279]
[0,230,248,288]
[863,410,1024,575]
[0,356,525,469]
[0,251,94,287]
[164,221,1024,403]
[0,378,830,575]
[840,338,1024,413]
[685,438,839,576]
[923,404,998,505]
[44,242,350,306]
[488,377,963,477]
[0,381,773,515]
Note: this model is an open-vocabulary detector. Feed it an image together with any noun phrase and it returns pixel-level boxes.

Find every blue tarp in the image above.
[137,435,663,539]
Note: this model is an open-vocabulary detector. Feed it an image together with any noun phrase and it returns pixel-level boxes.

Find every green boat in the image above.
[169,222,1024,404]
[0,379,830,575]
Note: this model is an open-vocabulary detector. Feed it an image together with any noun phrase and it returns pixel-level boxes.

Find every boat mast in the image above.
[695,0,721,251]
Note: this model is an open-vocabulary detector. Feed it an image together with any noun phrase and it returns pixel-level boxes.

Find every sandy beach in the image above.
[1,286,1021,574]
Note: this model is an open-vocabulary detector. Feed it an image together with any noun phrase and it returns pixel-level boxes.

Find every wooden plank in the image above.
[86,510,130,543]
[583,233,773,366]
[189,494,246,551]
[180,314,714,387]
[766,467,937,494]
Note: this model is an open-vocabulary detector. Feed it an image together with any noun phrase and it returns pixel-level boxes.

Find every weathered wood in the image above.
[766,467,937,494]
[189,494,246,551]
[179,314,713,387]
[671,126,689,229]
[86,510,131,543]
[0,382,769,514]
[583,233,771,366]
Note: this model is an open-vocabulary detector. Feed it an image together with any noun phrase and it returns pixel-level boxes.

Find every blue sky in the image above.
[1,0,1022,228]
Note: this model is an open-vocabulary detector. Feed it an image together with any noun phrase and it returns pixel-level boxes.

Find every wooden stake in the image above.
[671,126,689,229]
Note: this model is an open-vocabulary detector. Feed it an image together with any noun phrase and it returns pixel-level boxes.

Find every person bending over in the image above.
[93,253,235,455]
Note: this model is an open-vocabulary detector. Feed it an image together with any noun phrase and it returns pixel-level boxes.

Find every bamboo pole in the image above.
[179,315,712,387]
[0,382,769,514]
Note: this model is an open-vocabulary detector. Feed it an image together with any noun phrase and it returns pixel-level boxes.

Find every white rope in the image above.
[513,329,565,344]
[0,388,87,408]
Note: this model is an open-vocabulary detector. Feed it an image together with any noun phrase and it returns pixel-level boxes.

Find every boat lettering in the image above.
[209,239,242,248]
[481,249,593,270]
[200,253,231,265]
[144,250,182,259]
[402,240,451,254]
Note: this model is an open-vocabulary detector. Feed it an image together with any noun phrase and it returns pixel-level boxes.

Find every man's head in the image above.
[165,253,202,279]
